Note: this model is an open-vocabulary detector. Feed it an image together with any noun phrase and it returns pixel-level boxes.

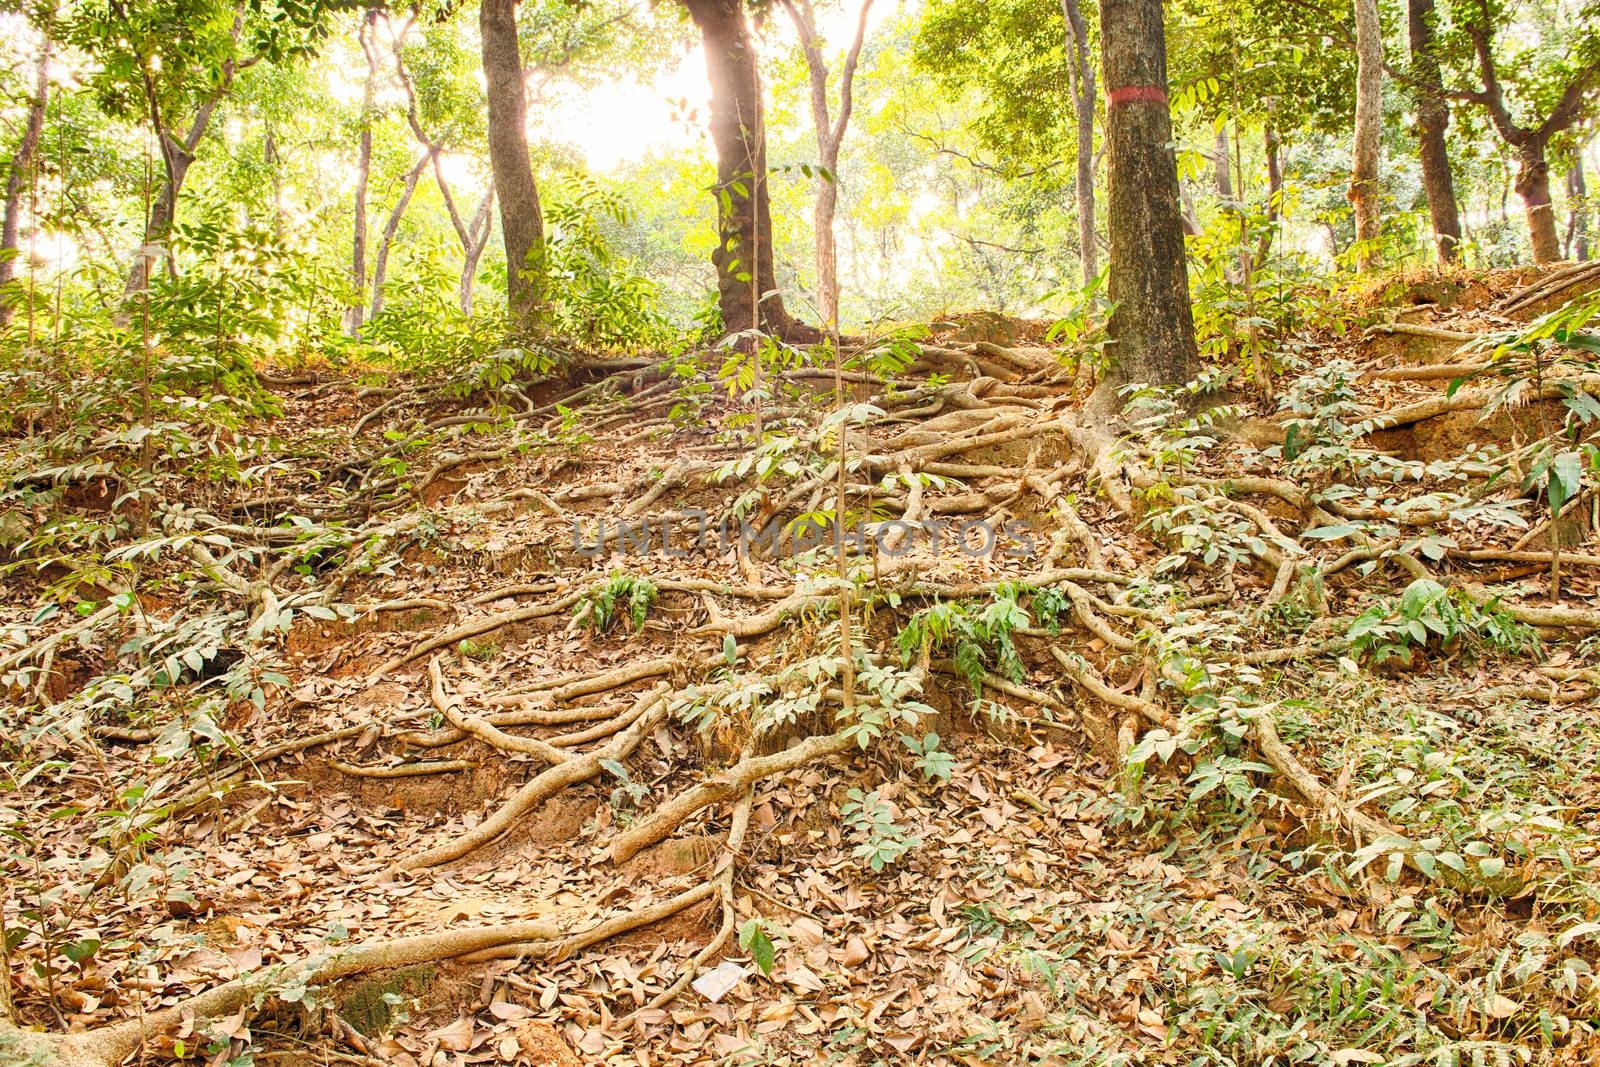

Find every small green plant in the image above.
[1117,371,1238,472]
[1346,578,1538,666]
[900,732,955,783]
[572,571,658,634]
[599,758,649,814]
[457,637,499,661]
[840,787,920,872]
[895,583,1031,686]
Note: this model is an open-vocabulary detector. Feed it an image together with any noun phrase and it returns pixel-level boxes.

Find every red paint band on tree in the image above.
[1108,85,1168,106]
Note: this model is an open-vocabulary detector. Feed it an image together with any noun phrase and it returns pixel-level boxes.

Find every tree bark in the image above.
[461,182,497,315]
[1349,0,1383,270]
[1060,0,1098,285]
[1254,123,1283,268]
[683,0,817,341]
[370,151,432,319]
[123,95,225,297]
[347,10,379,337]
[263,130,286,235]
[1406,0,1462,263]
[780,0,872,331]
[0,38,48,322]
[1211,124,1233,202]
[1515,140,1562,263]
[389,16,490,314]
[1569,158,1590,261]
[1264,126,1283,214]
[1095,0,1198,404]
[123,17,247,298]
[481,0,546,330]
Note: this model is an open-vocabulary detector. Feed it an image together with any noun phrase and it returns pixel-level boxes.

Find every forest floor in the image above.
[4,263,1600,1067]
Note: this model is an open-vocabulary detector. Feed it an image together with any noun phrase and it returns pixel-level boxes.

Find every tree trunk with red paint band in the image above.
[1094,0,1198,409]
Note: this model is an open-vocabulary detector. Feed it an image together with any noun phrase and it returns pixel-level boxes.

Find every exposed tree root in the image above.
[372,590,584,676]
[608,729,857,865]
[457,880,718,964]
[393,684,671,872]
[330,758,477,778]
[429,656,572,763]
[1048,647,1173,729]
[484,656,685,706]
[1363,322,1482,344]
[0,878,742,1067]
[0,918,568,1067]
[1499,260,1600,314]
[623,784,754,1022]
[1358,377,1600,435]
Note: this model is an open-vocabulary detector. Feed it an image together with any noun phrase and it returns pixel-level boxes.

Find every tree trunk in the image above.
[1568,158,1589,261]
[1254,124,1282,268]
[1180,180,1201,237]
[1095,0,1198,403]
[1406,0,1462,263]
[347,10,378,337]
[123,102,219,297]
[0,38,48,321]
[782,0,870,332]
[263,130,286,235]
[813,170,839,327]
[1349,0,1383,270]
[480,0,546,331]
[1264,126,1283,215]
[461,183,497,315]
[1060,0,1097,285]
[1515,139,1561,264]
[123,19,246,299]
[1211,124,1233,202]
[683,0,817,341]
[370,152,431,319]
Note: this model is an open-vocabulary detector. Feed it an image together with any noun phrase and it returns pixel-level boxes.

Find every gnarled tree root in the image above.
[608,729,857,865]
[0,876,735,1067]
[0,917,568,1067]
[393,684,671,872]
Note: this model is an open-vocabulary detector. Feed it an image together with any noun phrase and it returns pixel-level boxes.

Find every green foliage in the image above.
[573,571,658,634]
[1119,372,1238,473]
[543,177,674,349]
[895,583,1033,687]
[899,731,955,783]
[1186,199,1352,384]
[154,211,348,376]
[1459,296,1600,544]
[1346,578,1538,666]
[912,0,1082,174]
[840,787,920,872]
[599,757,649,813]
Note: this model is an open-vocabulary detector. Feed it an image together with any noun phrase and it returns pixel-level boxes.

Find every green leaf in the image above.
[1549,450,1583,515]
[62,938,100,964]
[739,918,775,975]
[1301,524,1363,540]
